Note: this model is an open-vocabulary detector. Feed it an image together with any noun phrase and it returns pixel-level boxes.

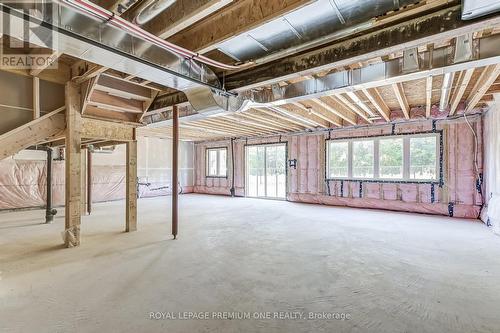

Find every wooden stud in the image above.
[425,76,433,118]
[33,77,40,119]
[65,82,82,248]
[126,128,137,232]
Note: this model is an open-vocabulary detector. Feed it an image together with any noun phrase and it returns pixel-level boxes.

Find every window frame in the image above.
[325,131,443,184]
[206,147,228,178]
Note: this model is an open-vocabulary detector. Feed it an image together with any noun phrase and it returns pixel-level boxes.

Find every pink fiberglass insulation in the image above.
[0,161,193,210]
[193,116,483,219]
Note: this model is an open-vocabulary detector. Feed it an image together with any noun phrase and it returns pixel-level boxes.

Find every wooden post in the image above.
[172,105,179,239]
[33,77,40,119]
[65,82,82,247]
[87,149,92,215]
[126,128,138,232]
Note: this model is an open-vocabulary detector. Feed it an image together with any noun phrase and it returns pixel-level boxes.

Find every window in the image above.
[206,147,227,177]
[326,133,440,182]
[352,140,374,178]
[327,141,348,178]
[410,136,437,180]
[379,138,403,179]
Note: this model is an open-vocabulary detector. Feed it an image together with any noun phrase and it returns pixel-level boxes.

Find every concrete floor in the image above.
[1,194,500,333]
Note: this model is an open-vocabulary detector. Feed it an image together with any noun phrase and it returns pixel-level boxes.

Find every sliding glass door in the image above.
[245,143,286,199]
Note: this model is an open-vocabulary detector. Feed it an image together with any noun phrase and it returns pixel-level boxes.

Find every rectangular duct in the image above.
[462,0,500,20]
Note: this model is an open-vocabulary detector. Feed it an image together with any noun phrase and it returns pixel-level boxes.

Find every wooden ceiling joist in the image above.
[465,64,500,113]
[391,83,410,119]
[311,97,357,125]
[88,90,144,114]
[166,0,314,54]
[281,104,329,128]
[361,88,391,122]
[256,107,316,128]
[245,109,304,131]
[449,69,474,116]
[334,94,372,123]
[294,102,342,127]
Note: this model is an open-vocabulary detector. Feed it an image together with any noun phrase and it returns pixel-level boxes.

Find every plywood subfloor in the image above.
[1,194,500,332]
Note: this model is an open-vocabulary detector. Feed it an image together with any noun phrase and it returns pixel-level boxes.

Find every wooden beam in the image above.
[0,108,66,160]
[244,110,304,131]
[281,104,329,128]
[294,102,342,127]
[142,0,233,40]
[425,76,433,118]
[310,97,357,125]
[72,61,108,84]
[334,94,372,123]
[449,69,474,115]
[88,90,144,114]
[29,51,61,76]
[391,83,410,119]
[81,117,137,142]
[95,75,153,101]
[230,113,290,132]
[33,77,40,119]
[139,91,159,123]
[64,82,82,247]
[361,88,391,122]
[125,128,137,232]
[256,107,316,128]
[224,5,500,91]
[166,0,313,54]
[202,117,272,135]
[465,64,500,112]
[81,76,100,113]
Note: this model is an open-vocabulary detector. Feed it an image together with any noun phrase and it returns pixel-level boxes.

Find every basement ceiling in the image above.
[217,0,420,62]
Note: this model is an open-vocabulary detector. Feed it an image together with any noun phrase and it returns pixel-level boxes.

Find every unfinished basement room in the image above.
[1,0,500,332]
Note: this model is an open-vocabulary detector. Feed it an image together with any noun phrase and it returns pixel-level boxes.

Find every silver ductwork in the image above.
[133,0,176,25]
[0,1,250,115]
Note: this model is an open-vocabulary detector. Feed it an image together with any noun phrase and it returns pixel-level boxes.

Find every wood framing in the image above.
[362,88,391,121]
[33,77,40,119]
[0,108,66,160]
[81,117,137,142]
[65,82,82,248]
[141,0,233,40]
[465,64,500,112]
[125,129,137,232]
[425,76,433,118]
[449,69,474,115]
[392,83,410,119]
[166,0,313,54]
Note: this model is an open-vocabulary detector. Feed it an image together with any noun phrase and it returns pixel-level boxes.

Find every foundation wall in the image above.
[194,117,483,219]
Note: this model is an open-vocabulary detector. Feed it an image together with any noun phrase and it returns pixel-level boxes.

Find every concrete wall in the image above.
[0,136,194,210]
[194,116,483,219]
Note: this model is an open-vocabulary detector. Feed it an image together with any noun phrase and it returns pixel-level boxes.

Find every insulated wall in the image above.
[482,95,500,232]
[0,136,194,210]
[194,116,483,218]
